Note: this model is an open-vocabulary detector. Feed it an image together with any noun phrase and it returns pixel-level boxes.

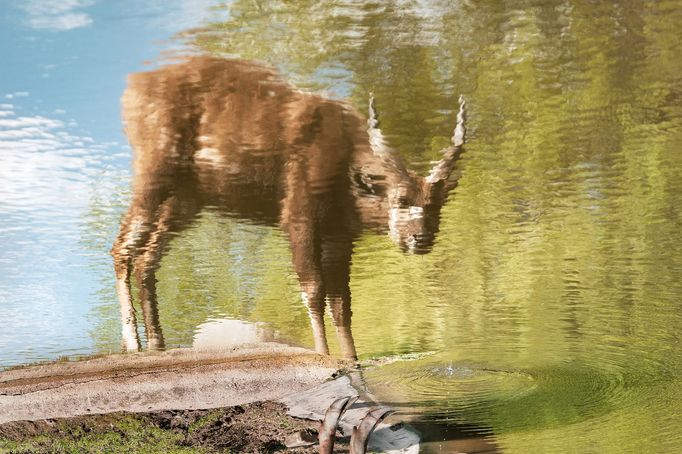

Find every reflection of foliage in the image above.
[154,212,313,348]
[191,0,468,170]
[186,0,682,349]
[183,1,682,451]
[83,1,682,452]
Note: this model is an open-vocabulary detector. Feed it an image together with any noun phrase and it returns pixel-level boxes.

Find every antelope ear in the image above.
[452,95,466,147]
[367,93,394,158]
[426,95,466,184]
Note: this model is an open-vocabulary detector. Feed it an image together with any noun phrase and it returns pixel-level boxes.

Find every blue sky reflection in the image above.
[0,0,224,367]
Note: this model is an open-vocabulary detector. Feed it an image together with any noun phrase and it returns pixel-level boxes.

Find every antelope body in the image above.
[112,56,466,359]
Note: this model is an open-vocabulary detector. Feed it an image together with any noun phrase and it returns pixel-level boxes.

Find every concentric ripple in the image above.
[362,355,673,432]
[363,358,537,418]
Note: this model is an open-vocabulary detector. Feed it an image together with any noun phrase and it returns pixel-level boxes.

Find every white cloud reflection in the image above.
[0,103,114,213]
[134,0,225,32]
[20,0,95,31]
[0,99,128,368]
[5,92,30,99]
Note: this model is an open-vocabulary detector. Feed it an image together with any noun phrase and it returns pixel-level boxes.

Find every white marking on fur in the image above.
[409,206,424,218]
[195,147,223,165]
[388,207,407,244]
[124,215,147,248]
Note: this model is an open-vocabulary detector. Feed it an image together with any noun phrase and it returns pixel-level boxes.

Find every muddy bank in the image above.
[0,344,422,453]
[0,343,343,424]
[0,401,331,453]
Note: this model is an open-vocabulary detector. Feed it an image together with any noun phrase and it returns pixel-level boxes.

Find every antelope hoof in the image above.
[349,407,395,454]
[318,395,358,454]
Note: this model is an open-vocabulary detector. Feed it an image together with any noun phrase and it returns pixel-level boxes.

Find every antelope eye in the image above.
[398,197,410,208]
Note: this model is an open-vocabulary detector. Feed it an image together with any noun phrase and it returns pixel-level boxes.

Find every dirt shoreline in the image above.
[0,344,348,452]
[0,343,420,453]
[1,344,506,453]
[0,343,344,424]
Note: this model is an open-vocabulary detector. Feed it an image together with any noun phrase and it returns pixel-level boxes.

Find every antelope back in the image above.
[121,56,464,247]
[122,58,368,205]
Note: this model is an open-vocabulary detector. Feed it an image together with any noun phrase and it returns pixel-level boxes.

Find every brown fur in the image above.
[111,56,465,358]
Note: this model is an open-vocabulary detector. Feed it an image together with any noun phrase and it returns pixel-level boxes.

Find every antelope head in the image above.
[367,94,467,254]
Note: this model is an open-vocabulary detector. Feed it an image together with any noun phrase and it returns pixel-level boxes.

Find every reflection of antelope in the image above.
[111,56,466,359]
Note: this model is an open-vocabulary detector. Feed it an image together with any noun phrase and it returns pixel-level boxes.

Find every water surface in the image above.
[1,1,682,452]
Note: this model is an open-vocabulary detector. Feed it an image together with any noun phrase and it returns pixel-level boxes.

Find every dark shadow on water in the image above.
[409,419,499,453]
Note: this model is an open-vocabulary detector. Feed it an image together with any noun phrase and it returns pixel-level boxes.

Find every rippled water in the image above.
[2,1,682,452]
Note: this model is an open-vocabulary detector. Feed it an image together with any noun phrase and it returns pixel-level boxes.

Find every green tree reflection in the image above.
[91,1,682,451]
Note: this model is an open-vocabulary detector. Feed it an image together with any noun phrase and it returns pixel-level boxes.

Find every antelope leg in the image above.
[322,235,357,361]
[349,407,395,454]
[112,210,146,351]
[283,159,329,356]
[318,395,358,454]
[288,226,328,356]
[112,189,176,352]
[134,194,200,350]
[132,197,176,351]
[115,268,139,352]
